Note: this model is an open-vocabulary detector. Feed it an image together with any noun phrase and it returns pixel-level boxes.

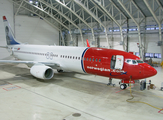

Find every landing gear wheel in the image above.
[124,84,127,88]
[120,84,127,90]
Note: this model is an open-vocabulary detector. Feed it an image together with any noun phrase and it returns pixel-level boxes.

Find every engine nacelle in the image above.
[30,64,54,80]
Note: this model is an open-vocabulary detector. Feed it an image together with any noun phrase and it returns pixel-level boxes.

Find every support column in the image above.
[159,25,163,62]
[76,35,78,46]
[126,19,129,52]
[138,26,143,60]
[104,28,109,48]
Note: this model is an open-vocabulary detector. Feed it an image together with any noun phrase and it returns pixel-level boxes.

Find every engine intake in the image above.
[30,64,54,80]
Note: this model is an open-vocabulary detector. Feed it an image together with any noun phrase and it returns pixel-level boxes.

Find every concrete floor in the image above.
[0,63,163,120]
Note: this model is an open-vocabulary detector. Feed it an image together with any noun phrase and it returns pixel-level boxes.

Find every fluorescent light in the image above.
[29,0,33,4]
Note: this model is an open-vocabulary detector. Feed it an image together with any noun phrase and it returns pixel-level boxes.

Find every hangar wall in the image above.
[15,16,59,45]
[69,17,161,62]
[0,0,59,59]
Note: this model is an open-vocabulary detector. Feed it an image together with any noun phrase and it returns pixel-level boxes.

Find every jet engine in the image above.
[30,64,54,80]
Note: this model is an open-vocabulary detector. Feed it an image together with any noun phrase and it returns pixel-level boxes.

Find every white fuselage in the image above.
[9,44,87,73]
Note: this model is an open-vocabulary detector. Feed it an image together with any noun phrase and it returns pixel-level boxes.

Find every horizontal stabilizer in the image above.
[0,46,8,48]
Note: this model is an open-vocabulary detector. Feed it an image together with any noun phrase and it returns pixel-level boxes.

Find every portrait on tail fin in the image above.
[3,16,20,45]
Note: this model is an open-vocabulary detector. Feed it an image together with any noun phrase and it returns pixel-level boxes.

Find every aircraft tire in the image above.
[120,84,127,90]
[124,84,127,89]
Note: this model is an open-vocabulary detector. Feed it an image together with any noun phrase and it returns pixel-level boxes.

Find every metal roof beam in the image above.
[74,0,105,28]
[55,0,96,42]
[92,0,128,50]
[12,0,60,31]
[144,0,163,25]
[144,0,163,61]
[14,0,25,16]
[118,0,146,59]
[73,0,111,48]
[39,0,84,45]
[23,0,70,30]
[118,0,145,26]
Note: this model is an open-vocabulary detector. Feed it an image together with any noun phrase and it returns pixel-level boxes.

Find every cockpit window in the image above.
[132,60,137,64]
[126,59,144,64]
[127,60,132,64]
[126,59,137,64]
[136,60,144,63]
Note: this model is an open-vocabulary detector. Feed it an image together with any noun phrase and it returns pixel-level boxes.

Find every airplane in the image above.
[0,16,157,90]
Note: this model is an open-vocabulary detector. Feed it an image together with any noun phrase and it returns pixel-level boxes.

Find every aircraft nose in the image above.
[144,63,157,77]
[152,67,157,76]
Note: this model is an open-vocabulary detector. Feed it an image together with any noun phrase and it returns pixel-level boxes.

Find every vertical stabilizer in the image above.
[3,16,20,45]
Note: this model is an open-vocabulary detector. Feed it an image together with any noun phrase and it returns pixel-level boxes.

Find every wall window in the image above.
[154,53,161,58]
[145,53,154,58]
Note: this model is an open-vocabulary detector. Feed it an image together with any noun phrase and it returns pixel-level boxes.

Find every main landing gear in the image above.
[107,78,115,87]
[57,69,63,73]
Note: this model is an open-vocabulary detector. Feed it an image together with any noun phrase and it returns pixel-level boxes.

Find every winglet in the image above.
[86,39,90,47]
[3,16,7,21]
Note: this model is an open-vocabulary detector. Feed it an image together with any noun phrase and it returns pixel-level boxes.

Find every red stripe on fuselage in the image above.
[83,48,141,80]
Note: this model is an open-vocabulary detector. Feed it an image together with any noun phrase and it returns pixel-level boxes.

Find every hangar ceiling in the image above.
[11,0,163,59]
[12,0,163,30]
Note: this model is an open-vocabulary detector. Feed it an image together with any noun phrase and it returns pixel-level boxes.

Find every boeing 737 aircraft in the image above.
[0,16,157,89]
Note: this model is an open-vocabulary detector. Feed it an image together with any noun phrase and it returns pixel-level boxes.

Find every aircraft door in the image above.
[114,55,124,70]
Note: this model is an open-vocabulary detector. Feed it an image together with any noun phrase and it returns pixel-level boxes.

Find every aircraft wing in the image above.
[0,60,60,68]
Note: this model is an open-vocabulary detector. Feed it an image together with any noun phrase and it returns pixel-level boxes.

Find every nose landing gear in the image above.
[120,84,127,90]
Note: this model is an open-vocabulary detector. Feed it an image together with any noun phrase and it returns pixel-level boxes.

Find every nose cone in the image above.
[144,63,157,77]
[152,67,157,76]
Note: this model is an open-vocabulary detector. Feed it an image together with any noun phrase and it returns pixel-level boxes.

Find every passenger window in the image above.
[99,59,101,62]
[87,58,89,61]
[90,58,91,61]
[78,57,80,60]
[84,58,86,60]
[92,58,94,61]
[96,59,98,62]
[68,56,69,58]
[70,56,72,59]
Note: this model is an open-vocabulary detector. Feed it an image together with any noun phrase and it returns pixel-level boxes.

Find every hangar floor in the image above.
[0,63,163,120]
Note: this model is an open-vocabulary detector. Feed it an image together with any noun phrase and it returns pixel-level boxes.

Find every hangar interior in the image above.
[0,0,163,120]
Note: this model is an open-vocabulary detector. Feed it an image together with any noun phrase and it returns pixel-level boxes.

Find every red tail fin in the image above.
[86,39,90,47]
